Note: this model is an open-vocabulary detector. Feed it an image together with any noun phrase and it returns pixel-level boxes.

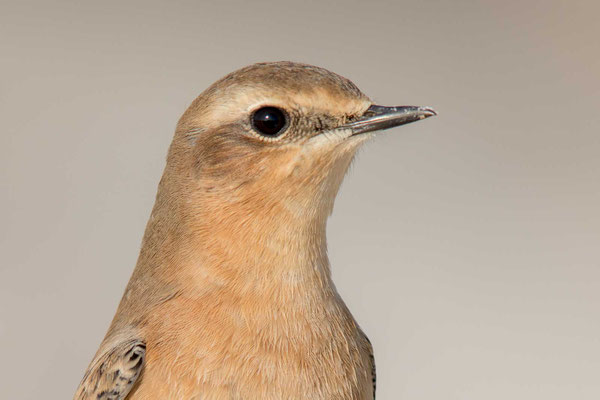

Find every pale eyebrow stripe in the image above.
[185,127,205,137]
[184,127,205,144]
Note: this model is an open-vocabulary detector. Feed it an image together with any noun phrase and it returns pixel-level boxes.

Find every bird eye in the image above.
[251,107,288,137]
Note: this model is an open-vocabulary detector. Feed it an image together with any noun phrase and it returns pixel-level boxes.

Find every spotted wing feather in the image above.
[74,339,146,400]
[364,333,376,399]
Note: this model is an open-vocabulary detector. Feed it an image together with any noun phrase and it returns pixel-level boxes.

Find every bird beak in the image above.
[343,105,437,135]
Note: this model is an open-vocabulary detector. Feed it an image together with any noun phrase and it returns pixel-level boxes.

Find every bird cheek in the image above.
[192,130,261,180]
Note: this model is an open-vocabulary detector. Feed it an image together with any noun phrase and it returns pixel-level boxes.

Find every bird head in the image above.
[163,62,435,233]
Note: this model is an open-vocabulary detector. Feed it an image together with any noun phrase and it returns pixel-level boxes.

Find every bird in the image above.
[74,61,436,400]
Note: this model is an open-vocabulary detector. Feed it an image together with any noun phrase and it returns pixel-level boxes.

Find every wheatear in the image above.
[74,62,435,400]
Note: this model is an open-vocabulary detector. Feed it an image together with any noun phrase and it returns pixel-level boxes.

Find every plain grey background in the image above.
[1,0,599,399]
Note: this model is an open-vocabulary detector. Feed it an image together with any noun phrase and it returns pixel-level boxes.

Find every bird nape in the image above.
[74,61,436,400]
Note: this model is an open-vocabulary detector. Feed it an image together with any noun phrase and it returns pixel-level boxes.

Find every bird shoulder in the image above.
[74,331,146,400]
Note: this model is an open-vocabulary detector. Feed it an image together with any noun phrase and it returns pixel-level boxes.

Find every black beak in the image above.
[344,105,437,135]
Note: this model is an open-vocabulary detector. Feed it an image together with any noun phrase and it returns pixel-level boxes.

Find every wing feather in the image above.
[363,333,376,399]
[74,338,146,400]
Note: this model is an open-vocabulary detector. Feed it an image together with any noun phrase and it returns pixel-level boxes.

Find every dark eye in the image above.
[251,107,288,137]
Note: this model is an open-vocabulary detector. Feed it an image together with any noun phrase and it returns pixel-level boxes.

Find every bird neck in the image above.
[136,175,335,299]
